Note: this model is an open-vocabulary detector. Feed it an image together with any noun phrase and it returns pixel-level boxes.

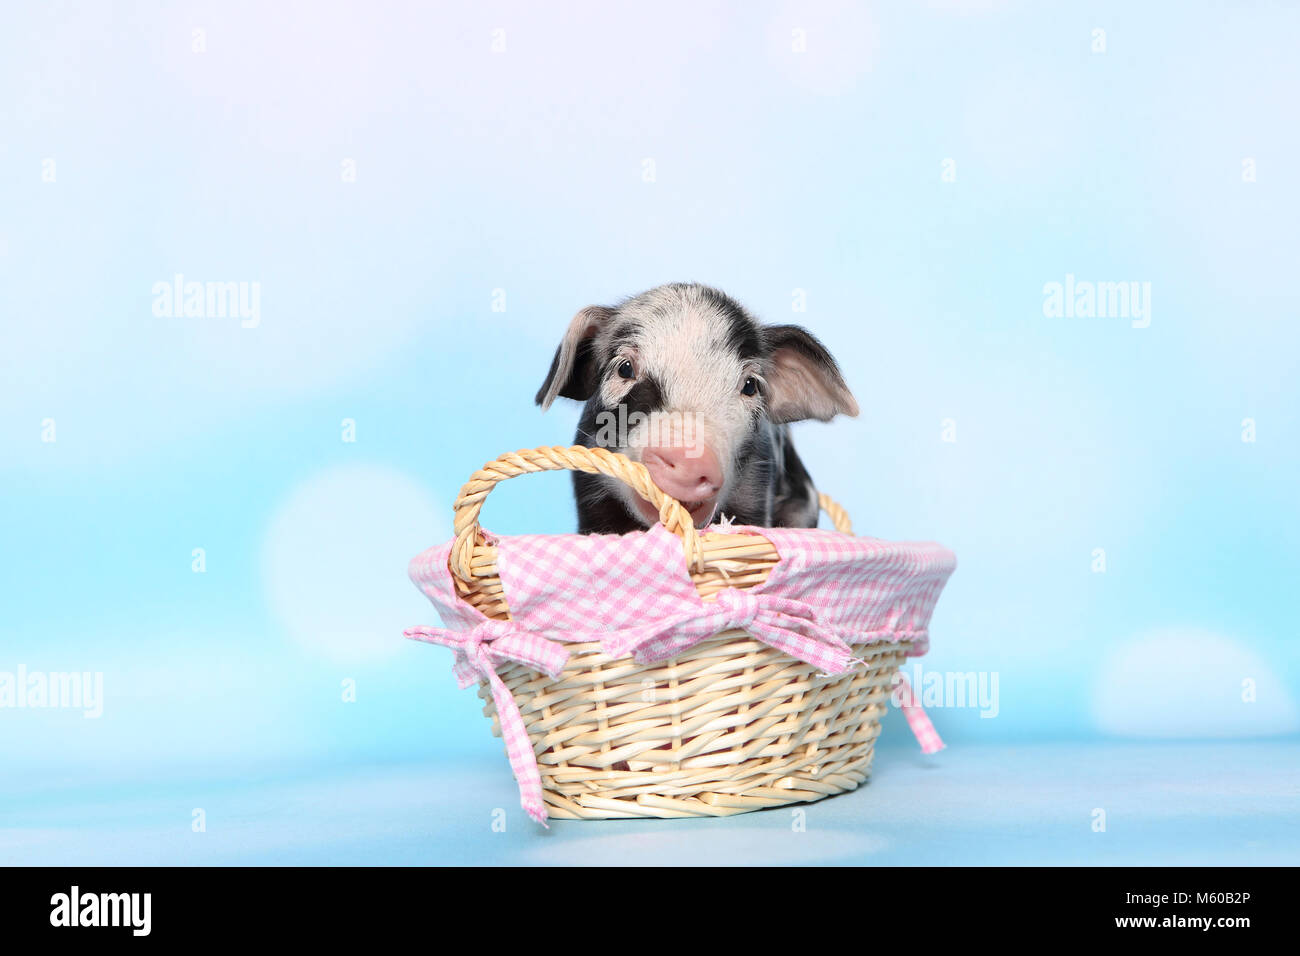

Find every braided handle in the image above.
[449,446,703,583]
[818,493,854,534]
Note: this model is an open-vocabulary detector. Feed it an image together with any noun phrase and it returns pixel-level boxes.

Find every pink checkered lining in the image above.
[406,523,956,823]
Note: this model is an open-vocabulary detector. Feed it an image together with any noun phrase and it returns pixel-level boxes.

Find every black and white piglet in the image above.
[536,283,859,534]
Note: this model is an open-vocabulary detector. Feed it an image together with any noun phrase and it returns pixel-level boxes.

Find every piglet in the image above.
[536,283,859,534]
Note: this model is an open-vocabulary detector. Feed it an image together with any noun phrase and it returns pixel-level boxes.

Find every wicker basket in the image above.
[441,446,919,820]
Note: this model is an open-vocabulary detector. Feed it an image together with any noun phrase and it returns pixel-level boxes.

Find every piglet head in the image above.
[536,283,858,532]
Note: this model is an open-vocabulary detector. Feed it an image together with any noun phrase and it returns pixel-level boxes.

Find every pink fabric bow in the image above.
[602,588,856,676]
[404,619,570,826]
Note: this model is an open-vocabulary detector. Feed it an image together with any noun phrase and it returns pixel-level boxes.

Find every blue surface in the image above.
[5,739,1297,866]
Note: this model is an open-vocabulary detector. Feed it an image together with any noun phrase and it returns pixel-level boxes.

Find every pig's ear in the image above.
[535,306,615,410]
[761,325,860,423]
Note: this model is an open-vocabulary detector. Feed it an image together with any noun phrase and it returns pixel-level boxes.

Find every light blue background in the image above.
[2,1,1297,864]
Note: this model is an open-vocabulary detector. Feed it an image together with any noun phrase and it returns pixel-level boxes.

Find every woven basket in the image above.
[445,446,915,820]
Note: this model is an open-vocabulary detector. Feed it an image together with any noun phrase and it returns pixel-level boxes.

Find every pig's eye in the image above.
[617,360,635,380]
[741,376,759,397]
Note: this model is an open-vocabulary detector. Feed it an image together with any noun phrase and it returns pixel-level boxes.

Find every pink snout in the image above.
[642,445,723,507]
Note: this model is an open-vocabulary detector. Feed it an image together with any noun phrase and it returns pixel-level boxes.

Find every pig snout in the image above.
[642,445,722,507]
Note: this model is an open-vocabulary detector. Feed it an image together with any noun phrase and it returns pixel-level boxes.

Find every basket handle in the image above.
[817,493,853,535]
[449,446,704,583]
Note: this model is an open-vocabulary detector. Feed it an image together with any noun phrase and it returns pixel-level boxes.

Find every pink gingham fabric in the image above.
[404,618,568,825]
[755,525,956,657]
[406,523,956,823]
